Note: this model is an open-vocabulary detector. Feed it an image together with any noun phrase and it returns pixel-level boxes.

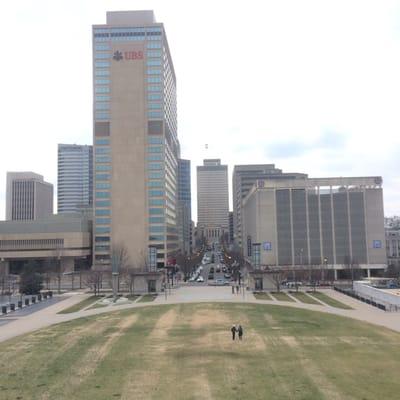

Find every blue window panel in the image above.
[96,191,110,198]
[96,227,110,234]
[95,174,110,181]
[95,217,110,225]
[148,93,162,101]
[95,245,110,251]
[146,27,162,34]
[149,208,164,215]
[96,209,111,216]
[147,42,162,49]
[148,163,163,170]
[148,111,162,118]
[95,138,110,145]
[95,70,110,77]
[149,190,164,197]
[95,236,110,242]
[96,165,111,171]
[149,172,164,179]
[147,68,162,75]
[95,103,110,110]
[148,103,162,110]
[95,200,111,207]
[95,156,111,163]
[95,95,110,101]
[95,53,110,59]
[95,44,110,51]
[149,235,164,241]
[95,146,110,154]
[95,61,110,67]
[95,86,110,93]
[148,85,162,92]
[148,181,163,187]
[147,154,163,161]
[95,79,110,85]
[147,76,162,83]
[147,60,162,66]
[147,136,163,144]
[149,217,164,223]
[149,199,164,206]
[95,112,110,120]
[148,146,163,153]
[149,226,164,233]
[147,50,162,57]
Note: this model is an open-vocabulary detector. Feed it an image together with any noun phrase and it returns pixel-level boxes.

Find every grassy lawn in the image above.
[137,294,158,302]
[253,292,273,300]
[87,302,108,310]
[1,303,399,399]
[270,291,295,302]
[308,291,353,309]
[57,296,103,314]
[289,291,322,305]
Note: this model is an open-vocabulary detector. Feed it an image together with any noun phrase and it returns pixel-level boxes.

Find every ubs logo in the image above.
[112,50,143,61]
[113,51,123,61]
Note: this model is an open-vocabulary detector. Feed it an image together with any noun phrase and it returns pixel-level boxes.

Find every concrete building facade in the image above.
[92,10,179,269]
[242,176,386,278]
[232,164,307,249]
[6,172,53,221]
[386,229,400,267]
[0,215,91,274]
[57,144,93,214]
[177,159,191,254]
[197,159,229,242]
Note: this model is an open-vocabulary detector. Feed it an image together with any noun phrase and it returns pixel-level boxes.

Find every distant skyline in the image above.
[1,0,399,221]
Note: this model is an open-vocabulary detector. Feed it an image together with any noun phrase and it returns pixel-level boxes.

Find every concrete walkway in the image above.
[1,287,400,343]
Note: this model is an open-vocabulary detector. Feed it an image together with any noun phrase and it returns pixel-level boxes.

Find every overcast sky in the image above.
[1,0,399,221]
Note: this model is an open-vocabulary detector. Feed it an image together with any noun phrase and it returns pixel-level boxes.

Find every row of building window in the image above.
[95,103,110,110]
[96,156,111,163]
[148,163,163,170]
[147,76,162,83]
[96,200,110,207]
[148,171,164,179]
[148,180,163,187]
[96,217,110,225]
[148,111,162,118]
[95,78,110,85]
[149,226,164,233]
[95,146,110,154]
[147,154,163,161]
[96,209,110,216]
[96,227,110,234]
[95,95,110,101]
[95,174,110,181]
[147,59,162,66]
[95,70,110,77]
[148,136,163,144]
[95,112,110,120]
[96,191,110,198]
[148,84,162,92]
[95,165,111,171]
[148,102,162,110]
[95,86,110,93]
[94,27,162,34]
[149,216,164,223]
[149,199,164,206]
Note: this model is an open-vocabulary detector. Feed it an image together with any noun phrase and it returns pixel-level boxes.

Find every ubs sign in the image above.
[113,50,143,61]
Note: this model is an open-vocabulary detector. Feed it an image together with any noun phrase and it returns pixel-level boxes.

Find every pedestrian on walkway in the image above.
[236,285,239,294]
[232,285,235,294]
[231,325,237,340]
[238,325,243,340]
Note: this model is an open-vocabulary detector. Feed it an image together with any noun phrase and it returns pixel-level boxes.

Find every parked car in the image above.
[215,278,227,286]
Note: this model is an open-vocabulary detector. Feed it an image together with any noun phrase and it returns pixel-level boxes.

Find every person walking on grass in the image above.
[238,325,243,340]
[231,325,237,340]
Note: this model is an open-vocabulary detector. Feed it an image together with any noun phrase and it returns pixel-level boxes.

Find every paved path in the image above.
[2,287,400,343]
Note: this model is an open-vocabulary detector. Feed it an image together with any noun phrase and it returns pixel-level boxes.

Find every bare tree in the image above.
[271,269,288,292]
[110,244,130,299]
[84,269,103,296]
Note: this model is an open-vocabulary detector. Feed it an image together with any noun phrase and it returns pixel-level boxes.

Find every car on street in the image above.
[197,276,204,283]
[215,278,227,286]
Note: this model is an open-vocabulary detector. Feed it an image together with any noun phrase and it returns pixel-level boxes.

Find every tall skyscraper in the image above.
[197,159,229,242]
[232,164,307,249]
[57,144,93,214]
[93,11,179,268]
[6,172,53,220]
[177,159,191,254]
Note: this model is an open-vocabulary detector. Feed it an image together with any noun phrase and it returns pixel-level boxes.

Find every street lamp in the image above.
[323,257,328,284]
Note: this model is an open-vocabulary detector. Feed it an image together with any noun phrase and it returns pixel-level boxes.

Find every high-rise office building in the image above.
[57,144,93,214]
[197,159,229,242]
[6,172,53,220]
[232,164,307,249]
[177,159,191,254]
[92,11,179,268]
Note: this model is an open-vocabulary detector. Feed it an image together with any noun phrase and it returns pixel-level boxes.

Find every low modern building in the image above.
[0,214,91,274]
[242,176,386,278]
[386,229,400,268]
[6,172,53,220]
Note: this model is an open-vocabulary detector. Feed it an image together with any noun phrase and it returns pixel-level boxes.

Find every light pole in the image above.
[323,257,328,285]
